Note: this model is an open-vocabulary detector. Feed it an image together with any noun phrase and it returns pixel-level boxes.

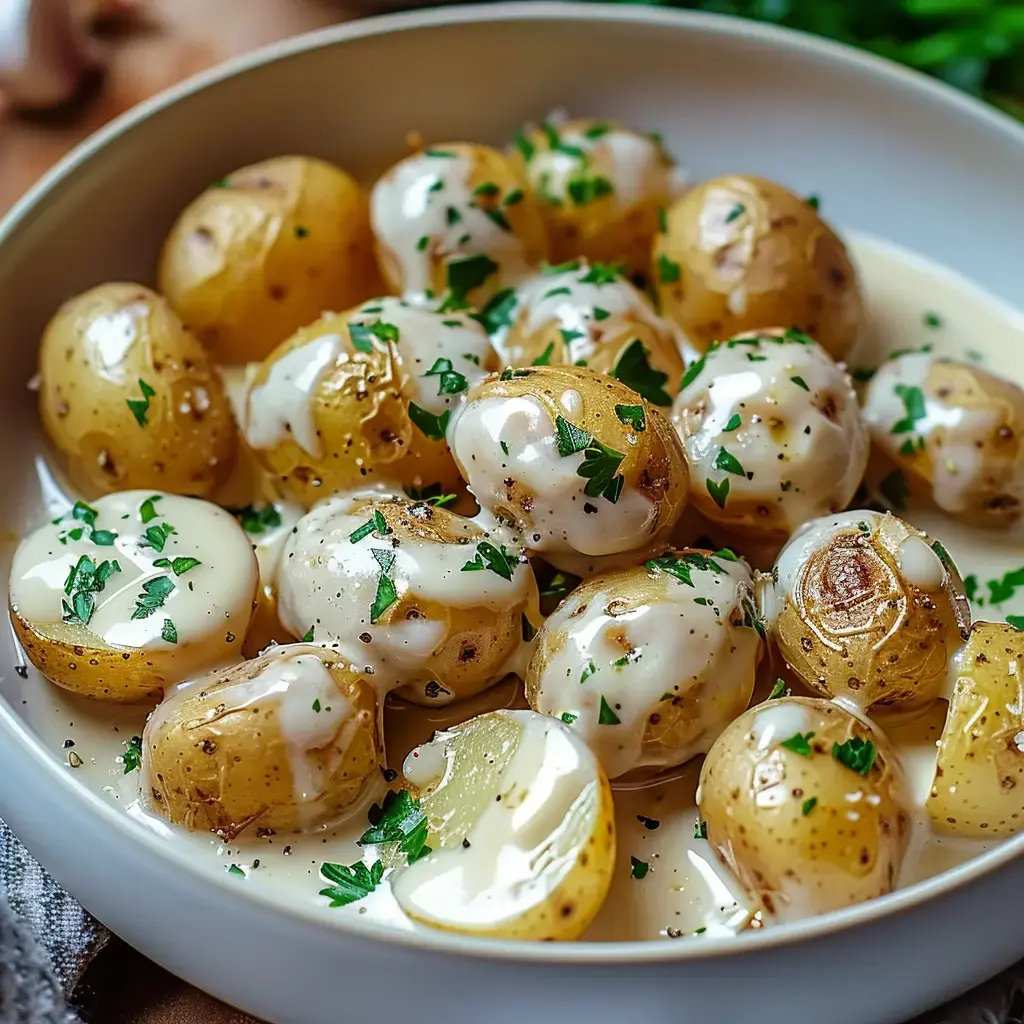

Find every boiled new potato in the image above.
[495,259,686,404]
[863,352,1024,527]
[509,117,679,275]
[699,696,910,921]
[158,155,380,364]
[9,491,257,702]
[244,297,496,506]
[277,494,540,705]
[653,175,863,360]
[143,644,381,837]
[769,511,970,714]
[526,548,764,778]
[37,283,236,497]
[370,143,548,308]
[928,622,1024,837]
[389,709,615,940]
[448,365,689,575]
[673,328,868,540]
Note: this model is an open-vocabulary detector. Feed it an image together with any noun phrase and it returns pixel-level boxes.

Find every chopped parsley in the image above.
[553,415,625,503]
[540,571,580,601]
[645,551,724,587]
[498,368,531,381]
[790,375,810,392]
[319,859,385,907]
[473,181,500,198]
[560,327,584,346]
[611,339,672,406]
[54,501,117,546]
[923,311,943,329]
[581,660,597,685]
[130,576,174,620]
[832,737,877,776]
[713,447,746,477]
[725,203,745,223]
[630,856,649,880]
[442,254,499,309]
[425,149,457,158]
[802,797,818,816]
[126,378,156,427]
[423,357,468,395]
[61,555,121,626]
[930,540,955,573]
[461,541,518,581]
[161,619,178,644]
[805,194,821,211]
[1007,615,1024,630]
[615,404,646,431]
[500,440,510,455]
[407,403,451,442]
[706,477,730,509]
[598,696,621,725]
[121,735,142,774]
[593,307,610,321]
[540,121,585,158]
[560,712,578,724]
[302,626,315,643]
[656,253,681,285]
[295,225,309,239]
[312,699,322,713]
[369,549,399,624]
[723,413,741,432]
[579,262,623,286]
[567,171,614,207]
[139,495,162,524]
[694,819,708,840]
[503,188,524,207]
[768,678,788,700]
[891,384,927,435]
[986,567,1024,605]
[141,521,176,553]
[349,510,391,544]
[227,503,282,535]
[514,131,536,163]
[473,287,518,334]
[228,865,246,878]
[359,790,430,863]
[532,341,556,366]
[404,484,458,507]
[680,355,706,390]
[152,555,200,577]
[350,319,399,354]
[780,731,815,757]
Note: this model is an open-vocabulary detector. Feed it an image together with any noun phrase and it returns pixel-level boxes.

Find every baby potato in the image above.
[653,175,864,360]
[928,622,1024,837]
[244,297,496,506]
[370,143,548,308]
[509,117,679,275]
[673,328,868,540]
[495,259,685,405]
[526,548,764,779]
[699,696,911,921]
[389,709,616,940]
[277,494,540,705]
[448,365,689,574]
[770,511,970,714]
[37,283,236,497]
[143,644,381,837]
[158,155,380,365]
[863,352,1024,527]
[9,491,258,702]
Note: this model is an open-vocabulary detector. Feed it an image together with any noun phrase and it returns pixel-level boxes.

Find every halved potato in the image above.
[9,491,257,702]
[389,709,616,940]
[143,643,382,837]
[928,622,1024,837]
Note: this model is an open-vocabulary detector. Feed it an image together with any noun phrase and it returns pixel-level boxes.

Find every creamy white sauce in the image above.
[276,495,534,695]
[896,534,946,591]
[531,556,762,779]
[390,710,603,934]
[10,491,257,654]
[673,333,867,534]
[370,149,531,299]
[448,393,655,560]
[245,334,342,457]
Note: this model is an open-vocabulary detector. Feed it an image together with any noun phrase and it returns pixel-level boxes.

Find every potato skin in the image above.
[928,622,1024,837]
[144,646,382,837]
[652,175,863,360]
[38,283,236,497]
[699,696,910,920]
[158,156,381,364]
[772,511,969,714]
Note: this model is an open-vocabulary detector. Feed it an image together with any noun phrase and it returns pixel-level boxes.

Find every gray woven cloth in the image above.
[0,812,1020,1023]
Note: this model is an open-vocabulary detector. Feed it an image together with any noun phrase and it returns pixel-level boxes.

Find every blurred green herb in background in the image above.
[609,0,1024,118]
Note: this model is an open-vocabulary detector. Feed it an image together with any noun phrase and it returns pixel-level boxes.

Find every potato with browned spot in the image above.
[508,117,680,276]
[143,644,381,837]
[768,510,970,714]
[159,156,381,365]
[244,297,496,507]
[9,491,257,702]
[277,494,539,705]
[928,622,1024,837]
[864,352,1024,528]
[448,365,689,575]
[653,175,863,360]
[699,696,910,921]
[390,709,616,940]
[37,283,236,497]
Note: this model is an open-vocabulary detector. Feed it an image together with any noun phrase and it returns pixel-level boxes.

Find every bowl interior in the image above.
[1,1,1024,963]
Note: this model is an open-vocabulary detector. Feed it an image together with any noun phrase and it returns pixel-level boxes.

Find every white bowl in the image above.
[1,5,1023,1022]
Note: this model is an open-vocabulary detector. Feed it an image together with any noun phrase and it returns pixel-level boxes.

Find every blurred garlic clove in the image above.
[0,0,94,110]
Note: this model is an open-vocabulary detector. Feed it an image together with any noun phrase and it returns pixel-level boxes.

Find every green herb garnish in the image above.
[443,254,499,309]
[694,819,708,840]
[790,375,810,392]
[892,384,927,435]
[581,660,596,685]
[598,696,621,725]
[319,860,385,907]
[713,447,746,477]
[408,403,451,442]
[615,404,646,431]
[359,790,430,863]
[802,797,818,816]
[302,625,315,643]
[473,287,517,335]
[461,541,518,581]
[531,342,556,366]
[350,319,399,354]
[130,576,174,620]
[630,856,649,880]
[611,339,672,406]
[161,619,178,644]
[423,357,469,395]
[126,378,156,427]
[780,732,815,757]
[656,253,680,284]
[832,737,877,776]
[151,555,200,577]
[121,735,143,774]
[227,503,282,535]
[369,549,399,624]
[769,678,788,700]
[350,510,391,544]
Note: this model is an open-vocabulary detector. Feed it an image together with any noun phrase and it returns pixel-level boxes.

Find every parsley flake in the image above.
[713,447,746,477]
[769,678,788,700]
[319,860,385,907]
[424,357,469,395]
[360,790,431,863]
[832,737,877,776]
[161,619,178,644]
[443,254,499,309]
[121,735,142,774]
[790,375,810,392]
[706,477,730,509]
[611,339,672,406]
[615,404,646,431]
[723,413,741,432]
[598,696,621,725]
[891,384,927,435]
[802,797,818,816]
[531,341,556,366]
[408,403,451,442]
[130,576,174,620]
[680,355,706,390]
[630,856,649,880]
[656,253,680,284]
[350,510,390,544]
[461,541,518,581]
[369,549,399,624]
[227,503,282,535]
[350,319,399,354]
[581,660,596,685]
[694,819,708,840]
[126,378,156,427]
[780,731,815,757]
[302,626,315,643]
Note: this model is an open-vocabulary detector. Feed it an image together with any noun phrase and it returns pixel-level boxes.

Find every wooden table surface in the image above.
[3,4,363,1019]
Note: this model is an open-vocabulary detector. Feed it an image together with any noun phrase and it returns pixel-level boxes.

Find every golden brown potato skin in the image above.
[38,283,236,497]
[652,175,863,359]
[144,647,381,838]
[699,697,910,920]
[774,513,969,714]
[158,156,381,364]
[928,622,1024,837]
[245,311,468,507]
